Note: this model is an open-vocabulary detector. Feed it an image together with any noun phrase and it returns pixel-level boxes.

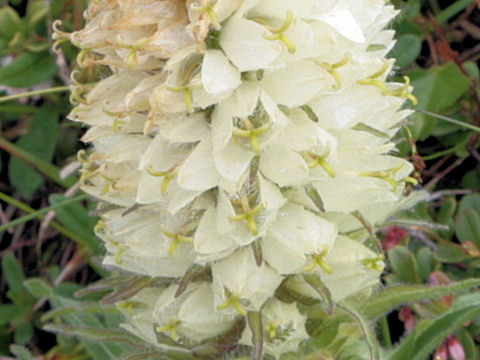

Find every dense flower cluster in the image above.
[60,0,418,357]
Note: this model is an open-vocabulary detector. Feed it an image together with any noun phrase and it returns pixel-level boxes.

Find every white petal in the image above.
[261,61,328,107]
[178,140,220,191]
[259,173,286,211]
[194,206,237,262]
[202,50,241,95]
[260,145,309,187]
[220,17,281,71]
[215,142,255,183]
[315,7,365,43]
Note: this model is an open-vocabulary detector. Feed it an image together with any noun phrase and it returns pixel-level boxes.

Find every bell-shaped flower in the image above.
[153,282,237,344]
[240,298,309,358]
[262,203,337,274]
[287,235,384,302]
[212,247,283,316]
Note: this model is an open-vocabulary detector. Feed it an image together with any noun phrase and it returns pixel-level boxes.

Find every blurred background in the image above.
[0,0,480,359]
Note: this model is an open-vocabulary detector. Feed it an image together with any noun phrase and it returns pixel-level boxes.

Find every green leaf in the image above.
[42,304,120,322]
[0,52,57,88]
[9,345,35,360]
[389,292,480,360]
[455,327,478,360]
[436,243,469,263]
[23,278,52,298]
[388,327,416,360]
[458,194,480,215]
[436,197,456,224]
[49,194,102,254]
[455,209,480,246]
[14,320,33,344]
[119,351,166,360]
[1,252,25,293]
[43,323,143,348]
[390,34,422,69]
[0,304,22,325]
[9,105,59,198]
[411,306,480,360]
[46,293,128,359]
[26,0,49,30]
[0,7,23,40]
[338,301,380,360]
[409,63,471,140]
[462,166,480,191]
[416,247,437,283]
[388,246,420,284]
[357,278,480,320]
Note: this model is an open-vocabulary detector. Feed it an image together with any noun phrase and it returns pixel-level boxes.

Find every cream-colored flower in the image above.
[240,298,309,358]
[65,0,418,355]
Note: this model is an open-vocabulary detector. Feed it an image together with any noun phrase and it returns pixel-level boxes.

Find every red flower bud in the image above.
[447,335,465,360]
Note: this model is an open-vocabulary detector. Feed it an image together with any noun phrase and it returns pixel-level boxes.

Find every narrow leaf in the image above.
[338,300,380,360]
[43,323,143,348]
[358,278,480,320]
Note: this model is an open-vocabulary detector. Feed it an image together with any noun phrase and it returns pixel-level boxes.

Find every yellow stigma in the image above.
[192,1,220,29]
[115,36,150,68]
[217,294,247,316]
[161,228,194,255]
[262,11,296,54]
[146,166,178,195]
[167,86,194,112]
[233,122,271,154]
[304,247,333,274]
[156,319,181,341]
[229,197,264,235]
[304,148,336,178]
[358,63,418,105]
[265,323,279,340]
[316,53,351,91]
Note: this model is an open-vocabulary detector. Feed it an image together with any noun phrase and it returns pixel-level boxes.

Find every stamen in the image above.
[359,163,403,190]
[114,245,127,264]
[361,254,385,272]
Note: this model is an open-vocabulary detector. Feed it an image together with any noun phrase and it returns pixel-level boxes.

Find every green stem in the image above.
[0,194,87,233]
[427,0,441,14]
[379,316,392,348]
[0,191,86,245]
[421,141,468,161]
[437,0,475,26]
[0,86,69,104]
[417,110,480,133]
[0,137,76,188]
